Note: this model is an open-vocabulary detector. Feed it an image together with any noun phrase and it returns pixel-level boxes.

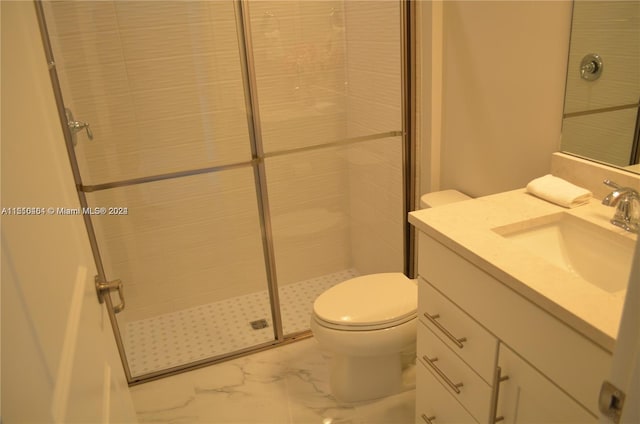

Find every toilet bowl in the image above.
[310,190,471,403]
[310,273,417,403]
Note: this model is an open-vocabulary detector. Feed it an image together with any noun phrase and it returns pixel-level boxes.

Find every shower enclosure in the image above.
[38,0,413,383]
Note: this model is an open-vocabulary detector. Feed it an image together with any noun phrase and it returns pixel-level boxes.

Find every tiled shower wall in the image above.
[248,1,349,153]
[44,1,270,322]
[249,1,352,287]
[562,1,640,166]
[345,2,404,275]
[44,1,251,184]
[44,1,403,323]
[86,169,269,321]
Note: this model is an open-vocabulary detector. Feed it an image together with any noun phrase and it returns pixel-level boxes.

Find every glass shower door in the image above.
[41,0,277,379]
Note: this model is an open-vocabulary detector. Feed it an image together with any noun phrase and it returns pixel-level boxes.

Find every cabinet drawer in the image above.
[418,278,498,384]
[418,322,493,423]
[415,360,478,424]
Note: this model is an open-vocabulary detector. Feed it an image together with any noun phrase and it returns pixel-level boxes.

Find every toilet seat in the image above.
[312,273,417,331]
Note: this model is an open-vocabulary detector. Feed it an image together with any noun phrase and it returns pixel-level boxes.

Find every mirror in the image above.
[561,0,640,174]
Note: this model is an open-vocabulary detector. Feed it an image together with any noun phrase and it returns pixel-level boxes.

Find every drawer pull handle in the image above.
[424,313,467,349]
[489,366,510,424]
[422,356,464,394]
[421,414,436,423]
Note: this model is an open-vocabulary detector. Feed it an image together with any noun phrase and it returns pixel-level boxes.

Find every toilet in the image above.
[310,189,470,403]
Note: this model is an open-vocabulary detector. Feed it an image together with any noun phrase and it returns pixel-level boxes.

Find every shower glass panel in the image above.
[249,1,404,336]
[266,137,404,335]
[249,0,402,147]
[249,1,349,154]
[85,169,272,377]
[42,1,251,184]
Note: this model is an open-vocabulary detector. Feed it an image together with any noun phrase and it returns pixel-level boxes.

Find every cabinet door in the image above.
[496,345,596,424]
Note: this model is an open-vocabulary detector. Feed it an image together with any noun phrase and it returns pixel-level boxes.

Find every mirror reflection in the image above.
[561,0,640,173]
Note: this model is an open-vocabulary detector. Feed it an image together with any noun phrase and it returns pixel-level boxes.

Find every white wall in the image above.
[425,1,573,198]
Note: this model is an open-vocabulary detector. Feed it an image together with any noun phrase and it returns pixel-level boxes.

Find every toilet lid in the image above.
[313,273,417,328]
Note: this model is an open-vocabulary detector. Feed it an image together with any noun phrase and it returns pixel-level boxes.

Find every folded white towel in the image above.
[526,174,592,208]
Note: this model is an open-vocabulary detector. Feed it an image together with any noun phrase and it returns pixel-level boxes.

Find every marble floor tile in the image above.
[130,338,416,424]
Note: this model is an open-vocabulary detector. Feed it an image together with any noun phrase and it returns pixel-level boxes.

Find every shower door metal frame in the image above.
[34,0,416,385]
[401,0,418,278]
[234,0,284,343]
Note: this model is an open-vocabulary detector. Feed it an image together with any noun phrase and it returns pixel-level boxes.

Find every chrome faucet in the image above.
[602,179,639,234]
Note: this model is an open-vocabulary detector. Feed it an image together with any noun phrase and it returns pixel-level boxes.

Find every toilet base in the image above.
[329,352,404,403]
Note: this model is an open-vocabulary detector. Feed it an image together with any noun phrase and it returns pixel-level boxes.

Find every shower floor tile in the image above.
[123,269,359,377]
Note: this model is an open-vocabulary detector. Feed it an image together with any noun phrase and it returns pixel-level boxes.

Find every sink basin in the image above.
[493,213,635,293]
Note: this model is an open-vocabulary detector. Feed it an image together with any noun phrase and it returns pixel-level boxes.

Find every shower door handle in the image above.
[95,276,125,314]
[68,120,93,139]
[65,108,93,146]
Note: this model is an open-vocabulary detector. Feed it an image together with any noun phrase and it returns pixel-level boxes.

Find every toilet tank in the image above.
[419,189,471,209]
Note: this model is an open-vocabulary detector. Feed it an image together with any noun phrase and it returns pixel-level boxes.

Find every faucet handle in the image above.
[603,179,621,190]
[602,179,624,206]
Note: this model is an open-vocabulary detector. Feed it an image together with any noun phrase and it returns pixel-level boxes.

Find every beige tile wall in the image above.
[347,138,404,275]
[87,168,269,322]
[344,1,404,275]
[44,1,252,185]
[248,1,348,153]
[248,1,352,291]
[267,147,352,286]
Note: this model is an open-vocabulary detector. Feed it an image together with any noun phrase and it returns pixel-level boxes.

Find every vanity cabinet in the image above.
[415,232,610,424]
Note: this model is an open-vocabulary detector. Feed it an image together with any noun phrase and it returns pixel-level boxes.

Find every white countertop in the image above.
[409,189,638,353]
